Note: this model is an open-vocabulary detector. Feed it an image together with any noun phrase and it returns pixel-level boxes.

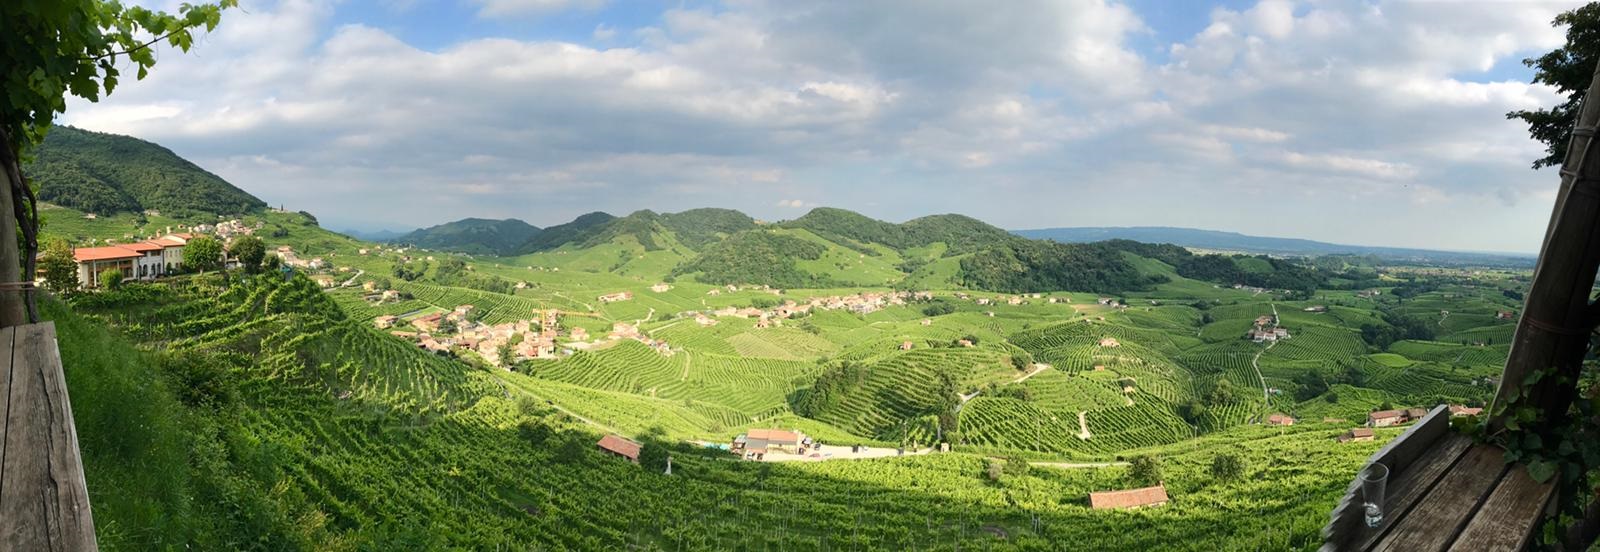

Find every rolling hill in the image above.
[391,218,541,255]
[25,125,266,217]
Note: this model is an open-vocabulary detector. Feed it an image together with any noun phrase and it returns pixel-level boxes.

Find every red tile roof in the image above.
[1089,484,1169,509]
[597,434,641,460]
[73,246,142,262]
[121,242,163,253]
[153,237,186,247]
[1368,409,1404,421]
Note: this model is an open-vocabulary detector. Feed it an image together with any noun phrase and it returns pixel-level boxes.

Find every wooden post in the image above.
[1490,59,1600,431]
[0,131,25,328]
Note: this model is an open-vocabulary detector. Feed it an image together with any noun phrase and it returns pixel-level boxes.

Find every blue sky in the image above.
[64,0,1585,253]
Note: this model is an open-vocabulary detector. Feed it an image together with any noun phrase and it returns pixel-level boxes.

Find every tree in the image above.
[1207,379,1236,406]
[1507,3,1600,169]
[184,235,224,275]
[497,343,516,369]
[638,441,669,472]
[1210,453,1245,482]
[38,237,77,294]
[0,0,236,328]
[1128,455,1163,487]
[228,235,265,274]
[100,268,123,290]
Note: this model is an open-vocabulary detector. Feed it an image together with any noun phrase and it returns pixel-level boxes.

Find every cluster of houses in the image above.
[274,245,326,271]
[380,306,677,365]
[1334,404,1483,443]
[1245,314,1291,342]
[193,218,261,240]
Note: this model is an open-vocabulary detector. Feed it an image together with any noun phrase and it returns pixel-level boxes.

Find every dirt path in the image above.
[1251,340,1275,417]
[340,269,364,288]
[680,350,691,381]
[1439,310,1450,327]
[1076,411,1091,440]
[494,376,616,433]
[1030,460,1129,469]
[956,364,1051,412]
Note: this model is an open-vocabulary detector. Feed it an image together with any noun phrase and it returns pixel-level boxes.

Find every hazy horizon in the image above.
[60,0,1586,252]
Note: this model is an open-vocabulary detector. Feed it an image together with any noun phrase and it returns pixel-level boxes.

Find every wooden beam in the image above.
[1491,60,1600,430]
[1371,445,1509,552]
[1449,465,1556,551]
[0,323,97,551]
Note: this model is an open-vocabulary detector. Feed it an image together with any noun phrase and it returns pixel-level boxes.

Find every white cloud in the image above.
[54,0,1586,252]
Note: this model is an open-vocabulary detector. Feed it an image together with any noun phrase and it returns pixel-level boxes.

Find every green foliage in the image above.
[1128,455,1163,487]
[1506,2,1600,169]
[922,299,957,316]
[26,126,264,216]
[227,234,264,274]
[392,259,427,281]
[1,1,236,153]
[674,230,835,288]
[516,211,616,253]
[959,241,1165,294]
[100,267,122,290]
[1209,453,1245,482]
[40,237,77,293]
[1175,253,1327,291]
[781,208,1019,256]
[183,235,223,273]
[392,217,541,256]
[431,257,513,293]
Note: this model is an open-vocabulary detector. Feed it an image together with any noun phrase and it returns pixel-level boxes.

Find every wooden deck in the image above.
[1322,405,1554,552]
[1,322,98,551]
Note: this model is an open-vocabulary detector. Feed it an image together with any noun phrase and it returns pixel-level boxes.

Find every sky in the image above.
[59,0,1588,253]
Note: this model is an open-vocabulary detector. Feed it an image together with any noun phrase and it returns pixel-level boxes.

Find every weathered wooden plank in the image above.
[1447,465,1556,551]
[1354,433,1474,551]
[1372,444,1508,552]
[0,326,13,488]
[1321,405,1454,552]
[0,322,98,551]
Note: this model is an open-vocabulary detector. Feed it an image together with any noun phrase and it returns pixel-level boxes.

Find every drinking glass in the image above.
[1361,462,1389,528]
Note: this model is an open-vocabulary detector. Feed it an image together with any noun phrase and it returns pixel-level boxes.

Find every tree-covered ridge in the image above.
[780,207,1019,256]
[391,217,541,255]
[25,126,266,216]
[515,211,617,252]
[671,230,836,288]
[657,207,758,249]
[959,240,1169,294]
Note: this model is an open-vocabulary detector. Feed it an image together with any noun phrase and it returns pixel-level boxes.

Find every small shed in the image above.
[597,434,641,463]
[1089,484,1169,510]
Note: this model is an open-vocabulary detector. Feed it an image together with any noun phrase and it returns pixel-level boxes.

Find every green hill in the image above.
[516,211,617,252]
[780,207,1019,256]
[392,218,541,255]
[25,126,266,216]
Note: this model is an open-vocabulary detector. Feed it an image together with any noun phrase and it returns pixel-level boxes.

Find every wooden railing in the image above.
[1,322,97,551]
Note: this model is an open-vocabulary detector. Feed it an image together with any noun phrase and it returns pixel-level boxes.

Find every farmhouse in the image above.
[957,339,974,348]
[1367,409,1406,427]
[1098,337,1121,348]
[596,435,642,463]
[1088,484,1168,510]
[411,313,443,333]
[1265,413,1295,426]
[373,315,398,329]
[921,319,933,326]
[569,327,589,341]
[1448,405,1484,417]
[899,341,914,351]
[1304,306,1328,313]
[598,291,634,303]
[651,283,672,293]
[1496,310,1517,320]
[731,428,807,459]
[1337,428,1376,443]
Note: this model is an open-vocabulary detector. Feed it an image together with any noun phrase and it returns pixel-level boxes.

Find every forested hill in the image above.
[25,125,266,217]
[391,218,541,255]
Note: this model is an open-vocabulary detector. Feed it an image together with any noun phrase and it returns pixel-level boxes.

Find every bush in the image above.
[1128,455,1162,487]
[100,268,124,290]
[1210,453,1244,482]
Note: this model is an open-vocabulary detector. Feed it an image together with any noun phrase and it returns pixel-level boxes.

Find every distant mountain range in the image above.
[340,228,412,242]
[389,218,543,256]
[1013,226,1535,267]
[26,125,266,217]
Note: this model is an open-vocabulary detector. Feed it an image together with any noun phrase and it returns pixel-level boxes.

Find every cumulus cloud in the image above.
[56,0,1586,251]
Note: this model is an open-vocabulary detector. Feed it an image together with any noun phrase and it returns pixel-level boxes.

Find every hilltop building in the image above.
[732,428,807,460]
[1265,413,1295,426]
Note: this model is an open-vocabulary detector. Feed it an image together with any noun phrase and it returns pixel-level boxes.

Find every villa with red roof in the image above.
[72,233,191,288]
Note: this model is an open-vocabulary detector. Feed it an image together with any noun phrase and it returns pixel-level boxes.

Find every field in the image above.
[44,211,1534,550]
[56,274,1402,550]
